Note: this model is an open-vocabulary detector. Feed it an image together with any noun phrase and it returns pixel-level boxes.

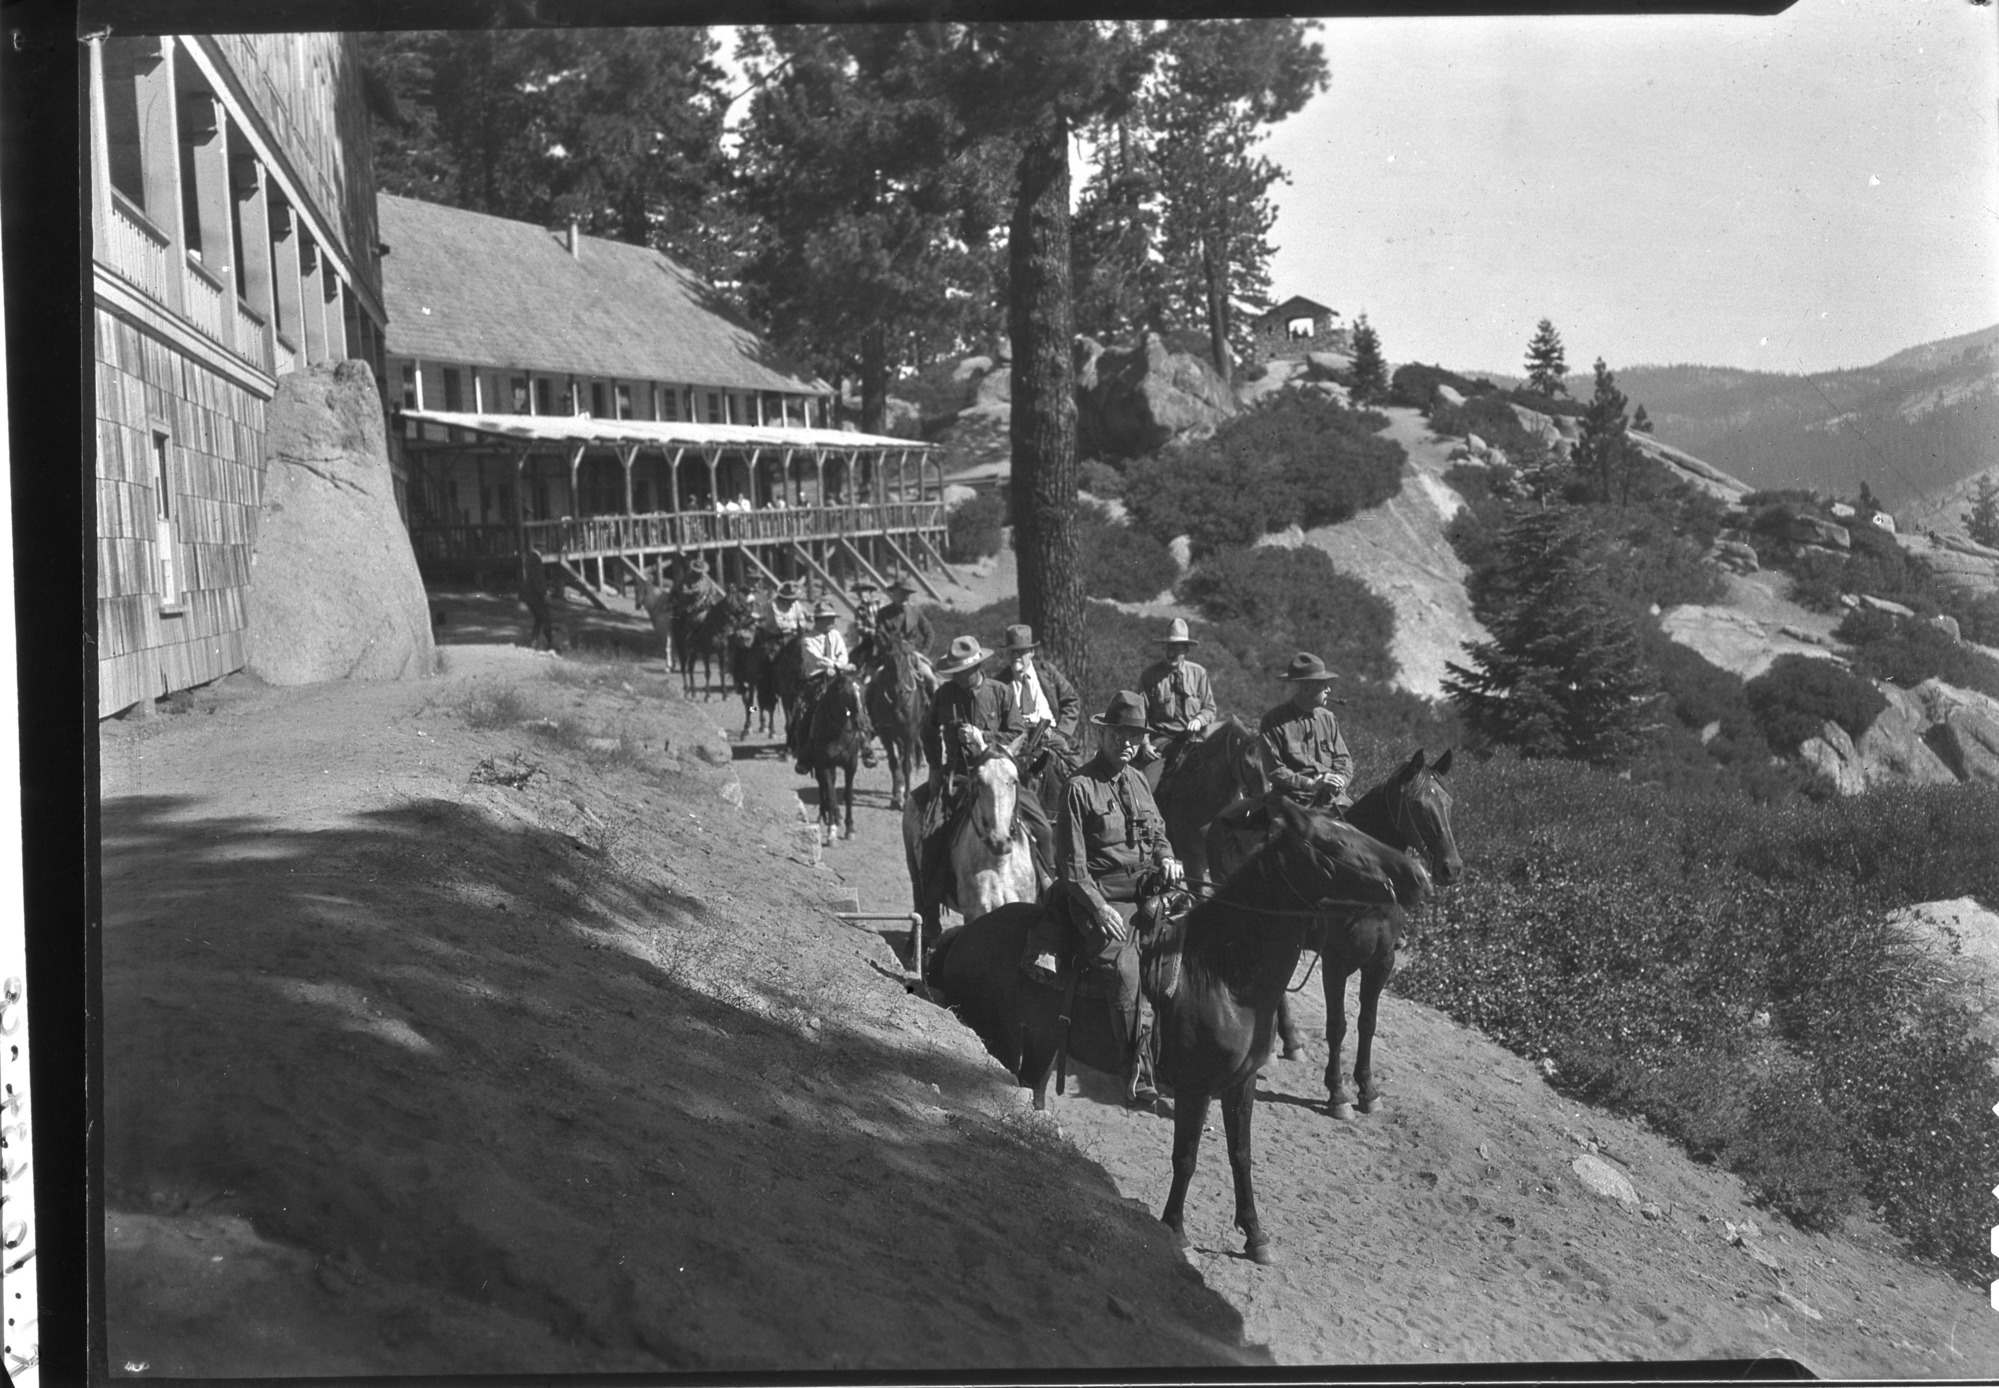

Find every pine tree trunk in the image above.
[1008,115,1087,690]
[1202,233,1232,383]
[860,322,888,436]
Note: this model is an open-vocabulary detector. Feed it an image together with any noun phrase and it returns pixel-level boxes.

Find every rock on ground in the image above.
[1076,332,1238,461]
[246,362,435,686]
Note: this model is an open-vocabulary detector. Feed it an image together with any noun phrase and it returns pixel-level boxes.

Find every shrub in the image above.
[1578,502,1729,610]
[945,491,1006,562]
[1838,607,1999,699]
[1079,457,1125,500]
[1177,544,1399,685]
[1743,654,1885,754]
[1123,392,1405,558]
[1389,361,1495,409]
[1429,394,1543,460]
[1076,500,1178,603]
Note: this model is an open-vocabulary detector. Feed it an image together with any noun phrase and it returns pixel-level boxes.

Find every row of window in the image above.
[396,358,825,430]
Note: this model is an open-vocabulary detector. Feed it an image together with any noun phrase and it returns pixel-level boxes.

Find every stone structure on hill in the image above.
[1244,294,1351,366]
[245,362,435,685]
[1075,332,1238,461]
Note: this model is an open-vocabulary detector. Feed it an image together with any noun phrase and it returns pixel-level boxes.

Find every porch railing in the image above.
[274,330,298,377]
[182,254,228,348]
[103,188,171,303]
[235,298,271,374]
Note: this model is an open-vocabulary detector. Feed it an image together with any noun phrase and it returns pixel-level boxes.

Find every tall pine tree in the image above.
[1571,358,1633,505]
[1443,506,1660,766]
[1523,318,1569,397]
[1347,314,1386,405]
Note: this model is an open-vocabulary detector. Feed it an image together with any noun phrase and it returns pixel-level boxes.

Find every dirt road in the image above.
[97,620,1998,1377]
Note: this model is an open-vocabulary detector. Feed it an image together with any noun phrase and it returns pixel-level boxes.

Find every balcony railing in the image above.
[273,330,298,378]
[235,298,271,374]
[104,189,171,303]
[182,254,228,347]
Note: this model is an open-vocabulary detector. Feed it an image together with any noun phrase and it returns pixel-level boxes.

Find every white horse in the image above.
[902,732,1046,960]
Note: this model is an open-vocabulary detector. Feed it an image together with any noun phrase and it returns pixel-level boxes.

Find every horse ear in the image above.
[1433,747,1454,776]
[1397,748,1427,781]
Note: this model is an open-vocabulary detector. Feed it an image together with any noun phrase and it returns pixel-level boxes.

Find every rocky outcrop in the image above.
[1911,678,1999,785]
[245,362,435,686]
[1900,530,1999,594]
[1798,722,1868,796]
[1076,332,1238,461]
[1237,356,1308,407]
[1657,604,1840,681]
[1709,535,1760,574]
[1852,685,1960,788]
[1627,433,1754,503]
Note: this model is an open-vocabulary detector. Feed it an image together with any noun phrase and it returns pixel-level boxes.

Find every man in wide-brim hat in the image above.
[1134,616,1218,792]
[850,576,885,653]
[758,578,810,639]
[1259,651,1354,811]
[992,623,1082,785]
[873,571,934,665]
[1035,689,1185,1109]
[790,598,871,771]
[911,633,1056,916]
[671,553,724,615]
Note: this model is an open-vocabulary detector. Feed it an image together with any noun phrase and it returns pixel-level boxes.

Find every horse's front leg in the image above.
[842,765,856,839]
[1324,963,1356,1119]
[1160,1090,1212,1249]
[1222,1077,1275,1265]
[1353,953,1393,1113]
[1276,991,1306,1062]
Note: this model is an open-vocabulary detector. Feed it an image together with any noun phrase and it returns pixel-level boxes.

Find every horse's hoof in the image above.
[1246,1236,1279,1266]
[1329,1101,1355,1120]
[1280,1045,1305,1062]
[1162,1218,1187,1249]
[1356,1096,1379,1114]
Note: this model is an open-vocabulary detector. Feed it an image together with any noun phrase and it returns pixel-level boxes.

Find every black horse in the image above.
[804,668,870,843]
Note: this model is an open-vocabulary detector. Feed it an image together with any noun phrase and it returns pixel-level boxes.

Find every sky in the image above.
[1257,0,1999,377]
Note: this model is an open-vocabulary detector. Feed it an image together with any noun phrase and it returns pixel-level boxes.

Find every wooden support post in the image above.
[615,553,649,590]
[568,443,585,516]
[617,444,637,515]
[555,559,610,611]
[790,541,857,614]
[513,446,530,576]
[880,533,944,602]
[735,543,784,590]
[911,528,964,587]
[668,445,684,514]
[835,536,891,596]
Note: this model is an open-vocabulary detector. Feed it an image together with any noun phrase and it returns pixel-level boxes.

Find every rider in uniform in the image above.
[1043,690,1185,1109]
[792,599,861,772]
[1135,617,1217,791]
[1259,652,1354,811]
[873,575,938,696]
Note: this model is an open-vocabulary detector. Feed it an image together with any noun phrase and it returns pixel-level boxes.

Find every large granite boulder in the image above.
[246,362,435,685]
[1852,685,1960,789]
[1076,331,1238,461]
[1913,678,1999,785]
[1797,720,1868,796]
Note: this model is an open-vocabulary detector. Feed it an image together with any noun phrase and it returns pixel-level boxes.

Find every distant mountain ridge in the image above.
[1459,326,1999,519]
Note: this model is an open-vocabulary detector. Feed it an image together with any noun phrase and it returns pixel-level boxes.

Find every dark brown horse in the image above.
[1155,715,1266,888]
[1213,749,1462,1119]
[672,596,731,699]
[736,629,783,738]
[928,800,1430,1264]
[805,668,870,843]
[863,635,931,811]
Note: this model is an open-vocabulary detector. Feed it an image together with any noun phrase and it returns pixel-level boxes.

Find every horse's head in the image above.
[967,751,1021,857]
[1264,797,1429,910]
[1385,748,1461,887]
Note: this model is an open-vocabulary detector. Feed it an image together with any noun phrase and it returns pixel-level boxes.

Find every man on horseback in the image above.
[911,635,1057,912]
[1260,652,1354,812]
[850,579,884,654]
[758,579,810,641]
[791,599,872,773]
[1135,618,1217,792]
[875,575,939,697]
[672,556,725,613]
[1040,690,1185,1109]
[993,624,1082,778]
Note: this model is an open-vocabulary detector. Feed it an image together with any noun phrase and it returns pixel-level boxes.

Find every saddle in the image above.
[1024,882,1195,1005]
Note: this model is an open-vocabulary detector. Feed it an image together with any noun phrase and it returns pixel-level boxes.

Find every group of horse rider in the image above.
[904,615,1357,1109]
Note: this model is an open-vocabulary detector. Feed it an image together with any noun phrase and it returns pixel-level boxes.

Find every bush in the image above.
[1078,457,1125,500]
[1398,754,1999,1278]
[1389,361,1496,409]
[945,491,1006,562]
[1743,653,1886,754]
[1429,394,1544,461]
[1178,545,1399,685]
[1124,392,1406,559]
[1076,500,1178,603]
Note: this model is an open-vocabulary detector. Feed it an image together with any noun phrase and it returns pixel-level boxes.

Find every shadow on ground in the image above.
[101,786,1257,1372]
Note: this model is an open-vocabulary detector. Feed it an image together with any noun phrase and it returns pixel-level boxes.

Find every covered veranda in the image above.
[396,409,957,610]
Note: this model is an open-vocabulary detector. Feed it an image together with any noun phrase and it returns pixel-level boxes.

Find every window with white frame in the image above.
[152,430,181,610]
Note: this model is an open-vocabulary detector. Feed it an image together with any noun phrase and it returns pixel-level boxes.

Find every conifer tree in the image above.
[1632,404,1653,434]
[1572,357,1633,505]
[1523,318,1569,397]
[1348,314,1386,405]
[1964,473,1999,548]
[1443,506,1661,766]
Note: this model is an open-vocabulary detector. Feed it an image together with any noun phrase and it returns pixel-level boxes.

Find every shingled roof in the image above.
[378,193,823,396]
[1255,294,1341,323]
